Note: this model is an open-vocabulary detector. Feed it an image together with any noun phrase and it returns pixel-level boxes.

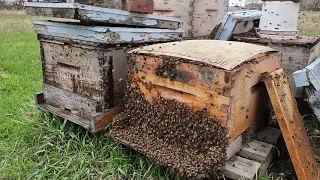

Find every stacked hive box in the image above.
[25,0,228,38]
[28,4,183,132]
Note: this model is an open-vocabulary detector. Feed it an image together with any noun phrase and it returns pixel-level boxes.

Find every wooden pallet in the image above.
[223,127,281,180]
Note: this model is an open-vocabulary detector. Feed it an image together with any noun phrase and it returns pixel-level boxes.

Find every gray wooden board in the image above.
[40,41,109,107]
[24,2,181,29]
[40,38,132,108]
[43,84,99,118]
[36,93,92,129]
[33,20,183,45]
[227,135,243,160]
[237,140,275,163]
[256,127,281,145]
[223,155,261,180]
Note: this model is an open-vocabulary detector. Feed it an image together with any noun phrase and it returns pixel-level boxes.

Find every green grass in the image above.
[0,11,320,180]
[298,11,320,36]
[0,13,176,179]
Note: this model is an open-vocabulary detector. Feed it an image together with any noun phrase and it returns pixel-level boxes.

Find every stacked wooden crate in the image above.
[27,2,183,132]
[25,0,228,38]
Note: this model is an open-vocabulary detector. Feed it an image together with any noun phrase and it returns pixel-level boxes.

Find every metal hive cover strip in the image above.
[129,40,277,70]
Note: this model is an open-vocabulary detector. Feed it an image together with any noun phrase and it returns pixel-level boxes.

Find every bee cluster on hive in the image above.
[109,56,229,179]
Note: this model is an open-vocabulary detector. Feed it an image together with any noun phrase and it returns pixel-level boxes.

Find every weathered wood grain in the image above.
[34,21,183,45]
[228,53,281,142]
[36,92,124,132]
[238,140,275,162]
[223,155,261,180]
[41,41,108,104]
[43,84,99,118]
[264,68,318,180]
[256,127,281,145]
[36,92,92,129]
[227,135,243,160]
[40,40,130,108]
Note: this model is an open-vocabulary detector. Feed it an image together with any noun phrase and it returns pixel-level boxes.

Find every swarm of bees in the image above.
[109,55,229,179]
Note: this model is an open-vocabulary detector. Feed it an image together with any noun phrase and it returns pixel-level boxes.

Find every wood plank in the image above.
[264,68,318,180]
[223,155,261,180]
[256,127,281,145]
[43,84,99,118]
[36,93,91,130]
[233,33,320,47]
[237,140,274,162]
[227,135,243,160]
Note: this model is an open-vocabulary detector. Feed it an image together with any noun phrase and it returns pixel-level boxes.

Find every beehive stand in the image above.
[223,127,281,180]
[264,68,319,180]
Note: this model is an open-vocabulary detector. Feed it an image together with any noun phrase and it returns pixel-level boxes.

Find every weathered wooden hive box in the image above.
[34,20,183,132]
[126,40,281,143]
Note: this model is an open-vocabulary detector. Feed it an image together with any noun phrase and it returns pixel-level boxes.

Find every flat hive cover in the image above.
[130,40,276,70]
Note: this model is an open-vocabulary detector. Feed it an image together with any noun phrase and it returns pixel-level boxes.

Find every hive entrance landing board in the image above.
[24,2,181,29]
[264,68,319,180]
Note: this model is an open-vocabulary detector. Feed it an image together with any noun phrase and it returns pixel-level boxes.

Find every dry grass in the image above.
[298,11,320,36]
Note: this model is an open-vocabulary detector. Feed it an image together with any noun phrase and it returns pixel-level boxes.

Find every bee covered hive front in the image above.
[109,40,281,178]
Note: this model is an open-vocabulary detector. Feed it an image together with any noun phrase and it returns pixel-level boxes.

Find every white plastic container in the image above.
[257,1,299,39]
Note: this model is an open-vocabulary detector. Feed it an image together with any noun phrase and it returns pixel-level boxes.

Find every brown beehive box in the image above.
[109,40,281,178]
[128,40,280,142]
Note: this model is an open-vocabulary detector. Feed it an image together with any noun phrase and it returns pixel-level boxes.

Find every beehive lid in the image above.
[130,40,277,70]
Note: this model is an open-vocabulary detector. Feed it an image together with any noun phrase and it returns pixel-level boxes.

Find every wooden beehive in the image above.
[34,20,183,132]
[128,40,281,143]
